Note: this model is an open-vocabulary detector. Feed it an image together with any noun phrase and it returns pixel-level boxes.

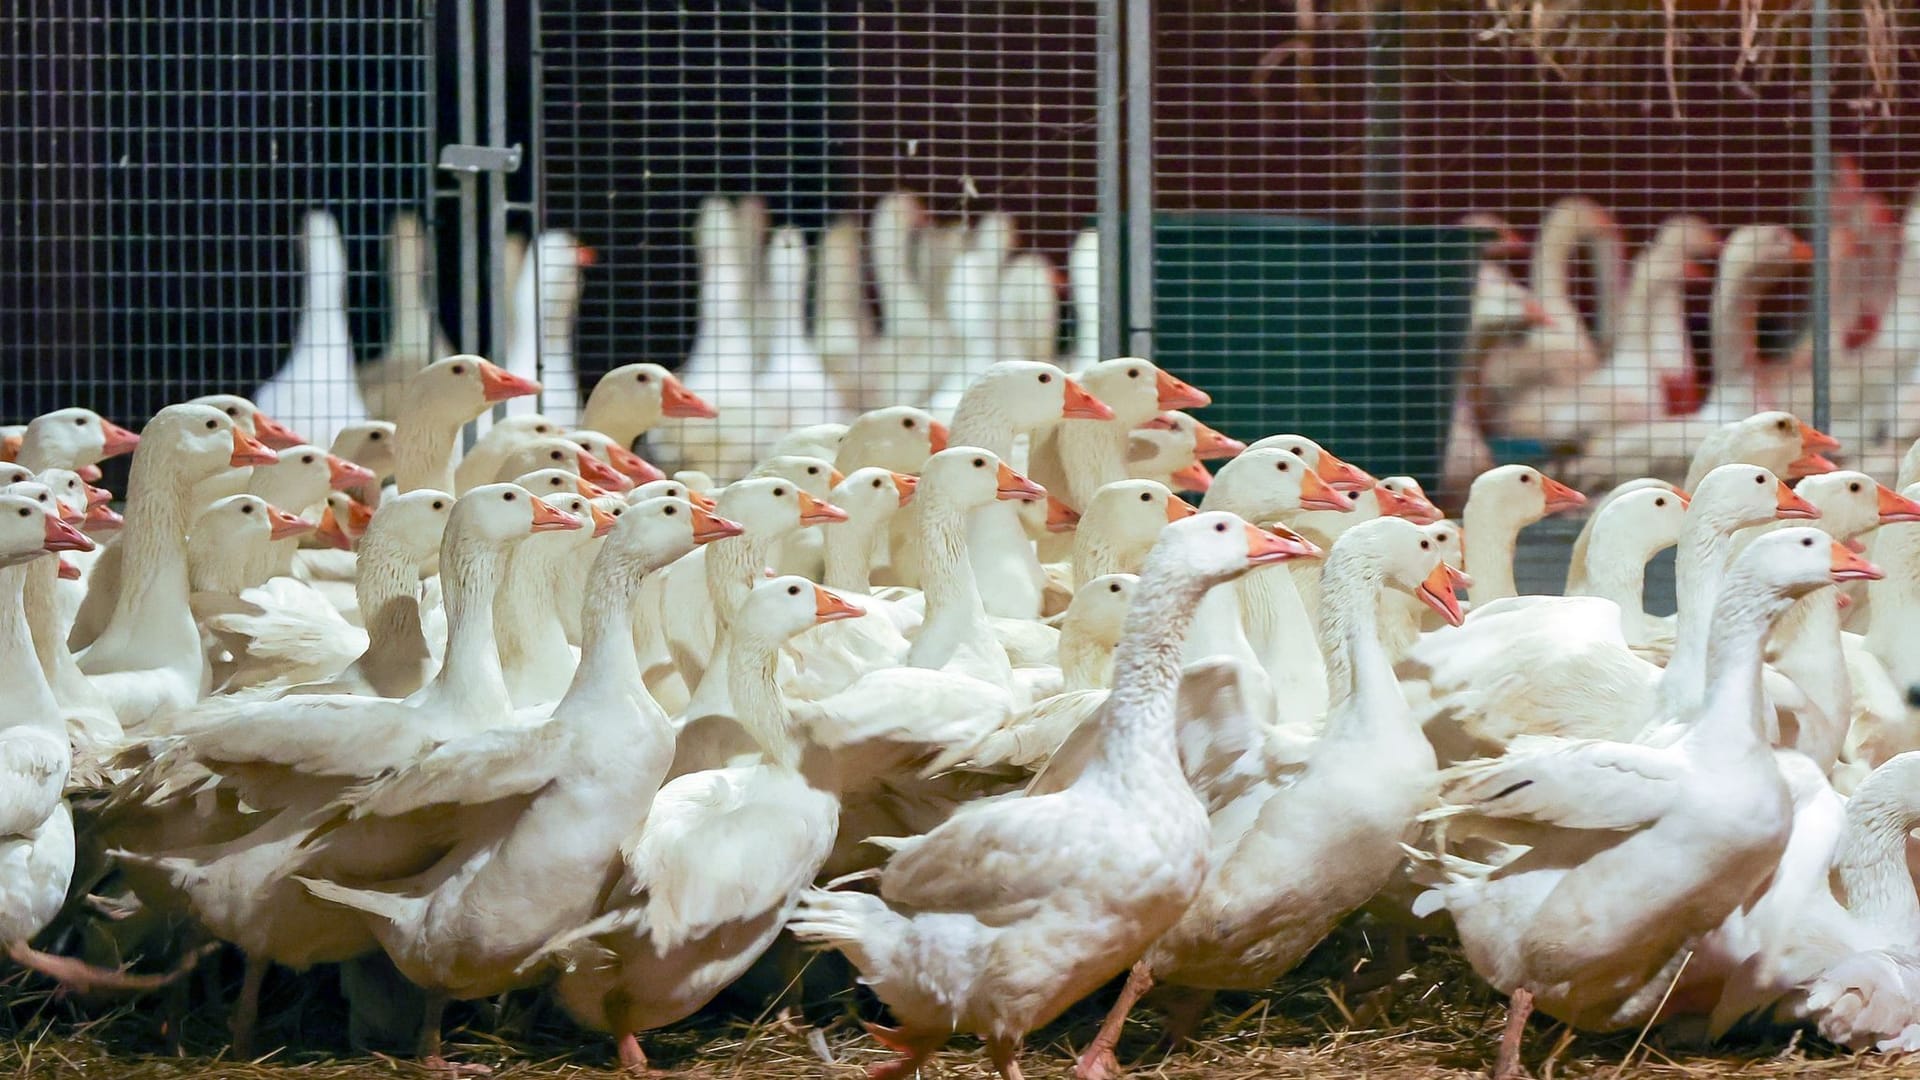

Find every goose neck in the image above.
[1661,516,1738,715]
[1055,421,1128,507]
[947,400,1018,459]
[557,548,649,717]
[1710,258,1769,381]
[1461,503,1523,603]
[0,564,60,732]
[395,417,461,493]
[909,500,989,669]
[1098,566,1210,763]
[103,452,198,650]
[821,514,883,593]
[1072,531,1145,589]
[707,531,779,631]
[1318,548,1393,714]
[1684,571,1799,748]
[726,627,801,770]
[1576,534,1656,639]
[420,536,510,714]
[1835,757,1920,934]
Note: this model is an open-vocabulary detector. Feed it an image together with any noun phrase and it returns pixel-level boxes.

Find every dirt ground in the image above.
[4,937,1916,1080]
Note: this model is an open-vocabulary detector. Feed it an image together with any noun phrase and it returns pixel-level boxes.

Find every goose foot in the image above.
[616,1032,663,1077]
[1491,987,1534,1080]
[987,1034,1026,1080]
[861,1021,942,1080]
[422,1054,493,1077]
[1075,961,1156,1080]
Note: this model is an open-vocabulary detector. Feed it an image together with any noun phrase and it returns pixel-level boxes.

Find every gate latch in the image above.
[438,144,523,174]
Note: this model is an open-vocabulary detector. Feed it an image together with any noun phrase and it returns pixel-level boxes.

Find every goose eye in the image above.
[1803,537,1814,546]
[16,508,27,518]
[73,416,86,426]
[241,503,254,514]
[903,418,915,429]
[1214,522,1227,532]
[872,479,883,488]
[432,500,445,510]
[206,420,219,430]
[1655,498,1667,507]
[550,451,563,461]
[1290,447,1304,457]
[787,584,801,596]
[973,458,985,468]
[368,431,383,440]
[1519,474,1532,484]
[301,455,315,465]
[1127,369,1140,378]
[1435,533,1449,542]
[636,373,650,383]
[1140,492,1151,502]
[1276,461,1289,472]
[226,407,239,417]
[1420,539,1430,549]
[807,466,820,475]
[664,505,677,516]
[1038,373,1053,384]
[1850,482,1863,493]
[1778,420,1791,431]
[451,364,467,375]
[773,487,787,497]
[503,491,517,501]
[610,506,623,516]
[1757,474,1767,484]
[1109,582,1122,592]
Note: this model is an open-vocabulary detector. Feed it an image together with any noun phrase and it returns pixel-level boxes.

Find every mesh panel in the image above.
[537,2,1101,479]
[2,1,438,460]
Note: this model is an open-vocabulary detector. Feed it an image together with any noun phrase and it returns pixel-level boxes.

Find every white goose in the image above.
[254,209,369,451]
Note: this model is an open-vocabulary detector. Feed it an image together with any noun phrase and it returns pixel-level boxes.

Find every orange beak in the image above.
[1061,377,1116,421]
[1798,421,1842,454]
[1140,413,1181,433]
[1788,452,1838,478]
[1788,236,1816,263]
[1045,496,1081,534]
[1417,562,1473,627]
[1171,461,1213,493]
[1830,540,1884,582]
[478,360,543,403]
[99,419,141,458]
[266,504,316,542]
[1166,494,1199,522]
[1486,227,1530,259]
[1877,483,1920,523]
[687,489,719,513]
[1154,369,1211,410]
[78,464,102,482]
[1672,488,1692,509]
[56,557,80,581]
[529,497,583,533]
[995,462,1047,502]
[1522,298,1553,327]
[1538,474,1587,514]
[576,449,633,492]
[1244,523,1322,566]
[55,499,84,526]
[250,411,306,450]
[889,471,919,507]
[691,505,745,544]
[43,512,94,554]
[605,442,667,484]
[230,425,280,467]
[1315,452,1375,493]
[1192,421,1246,461]
[1844,311,1882,351]
[83,503,123,531]
[1298,468,1352,512]
[812,584,867,624]
[0,433,21,461]
[343,496,376,533]
[83,483,113,508]
[315,507,351,550]
[828,467,848,487]
[588,501,620,538]
[574,477,617,499]
[927,419,951,453]
[796,490,850,526]
[576,244,599,267]
[327,454,377,491]
[1682,260,1716,283]
[1375,482,1443,525]
[1775,480,1822,520]
[660,374,718,419]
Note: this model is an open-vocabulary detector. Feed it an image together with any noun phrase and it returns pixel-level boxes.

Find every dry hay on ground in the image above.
[4,933,1917,1080]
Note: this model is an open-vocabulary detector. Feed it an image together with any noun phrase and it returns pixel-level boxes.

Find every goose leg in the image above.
[987,1034,1026,1080]
[229,952,269,1058]
[861,1021,942,1080]
[418,990,492,1076]
[616,1032,652,1076]
[6,937,215,998]
[1491,987,1534,1080]
[1075,960,1155,1080]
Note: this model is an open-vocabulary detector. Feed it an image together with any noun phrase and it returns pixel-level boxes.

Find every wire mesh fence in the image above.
[2,0,440,462]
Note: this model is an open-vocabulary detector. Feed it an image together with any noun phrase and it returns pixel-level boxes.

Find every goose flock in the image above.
[7,196,1920,1080]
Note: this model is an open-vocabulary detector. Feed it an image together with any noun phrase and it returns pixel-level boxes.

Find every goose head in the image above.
[315,491,378,550]
[751,455,843,500]
[1689,411,1839,487]
[589,362,718,424]
[714,476,842,540]
[838,405,948,474]
[918,447,1046,515]
[1203,446,1353,523]
[769,424,849,464]
[1076,357,1211,426]
[603,495,743,569]
[329,420,398,479]
[250,444,376,509]
[496,436,631,492]
[1375,477,1444,524]
[34,468,116,535]
[626,478,716,512]
[1147,511,1321,588]
[1792,471,1920,543]
[1588,486,1690,565]
[450,483,584,546]
[1063,573,1138,649]
[957,362,1114,432]
[21,407,140,469]
[0,491,93,568]
[1465,464,1586,528]
[1246,434,1374,492]
[3,481,86,538]
[1332,516,1471,627]
[742,576,867,644]
[404,355,541,427]
[194,495,312,551]
[569,429,666,484]
[356,489,454,561]
[1081,479,1194,554]
[0,464,30,487]
[517,467,614,501]
[833,466,916,521]
[188,394,305,449]
[144,404,280,484]
[1739,526,1883,603]
[509,476,618,543]
[1692,463,1819,535]
[477,414,563,456]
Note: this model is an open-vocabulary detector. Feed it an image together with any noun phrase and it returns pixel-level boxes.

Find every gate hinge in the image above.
[438,144,523,174]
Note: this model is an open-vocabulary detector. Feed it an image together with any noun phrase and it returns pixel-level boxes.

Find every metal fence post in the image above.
[1809,0,1833,433]
[1097,0,1123,362]
[1124,0,1154,359]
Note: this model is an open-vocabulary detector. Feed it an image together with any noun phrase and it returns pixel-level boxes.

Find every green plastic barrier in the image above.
[1150,214,1483,492]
